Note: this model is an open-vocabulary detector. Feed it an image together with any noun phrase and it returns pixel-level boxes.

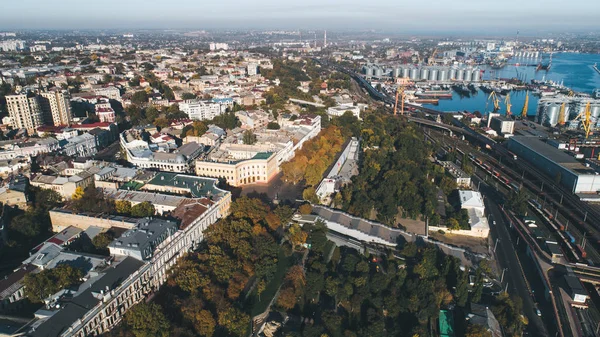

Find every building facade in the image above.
[6,94,43,134]
[179,100,226,121]
[39,90,72,126]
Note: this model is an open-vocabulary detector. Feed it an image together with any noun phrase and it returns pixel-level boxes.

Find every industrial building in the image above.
[507,136,600,194]
[363,64,482,82]
[537,97,600,129]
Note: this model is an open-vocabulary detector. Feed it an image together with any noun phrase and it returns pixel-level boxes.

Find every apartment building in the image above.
[6,94,43,134]
[179,99,226,121]
[39,90,73,126]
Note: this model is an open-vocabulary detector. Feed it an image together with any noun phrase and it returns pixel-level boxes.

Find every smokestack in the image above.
[324,30,327,48]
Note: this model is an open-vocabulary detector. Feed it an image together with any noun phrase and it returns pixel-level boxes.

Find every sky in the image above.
[2,0,600,33]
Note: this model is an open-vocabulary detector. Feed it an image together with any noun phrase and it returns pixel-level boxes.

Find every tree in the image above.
[92,232,113,250]
[465,323,492,337]
[447,218,461,231]
[267,122,280,130]
[184,121,208,137]
[115,200,132,215]
[195,310,216,337]
[132,91,149,105]
[131,201,155,217]
[125,302,171,337]
[288,223,308,249]
[72,187,85,200]
[242,130,257,145]
[277,287,298,310]
[23,265,83,302]
[217,307,249,337]
[299,203,313,215]
[181,92,197,100]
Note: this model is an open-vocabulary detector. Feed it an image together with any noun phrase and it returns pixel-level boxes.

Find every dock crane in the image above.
[572,102,592,138]
[521,92,529,119]
[428,48,438,66]
[558,103,566,126]
[394,80,407,116]
[486,91,501,113]
[505,94,512,117]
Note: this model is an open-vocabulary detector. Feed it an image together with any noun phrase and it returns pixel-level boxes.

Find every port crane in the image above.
[558,103,566,126]
[572,102,592,138]
[521,92,529,119]
[486,91,501,113]
[504,94,512,117]
[394,80,407,116]
[428,48,438,66]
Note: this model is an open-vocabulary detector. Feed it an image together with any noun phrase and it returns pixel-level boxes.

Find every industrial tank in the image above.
[374,67,384,78]
[410,68,419,80]
[393,67,402,78]
[472,69,481,82]
[463,69,473,82]
[429,69,438,81]
[456,69,465,81]
[543,104,560,127]
[420,68,429,81]
[448,68,457,81]
[402,67,410,78]
[438,69,448,82]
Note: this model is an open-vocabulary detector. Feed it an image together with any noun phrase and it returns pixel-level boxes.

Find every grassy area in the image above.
[250,249,294,316]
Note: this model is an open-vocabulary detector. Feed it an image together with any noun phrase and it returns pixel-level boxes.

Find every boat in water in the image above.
[415,90,453,99]
[468,83,479,94]
[452,84,471,97]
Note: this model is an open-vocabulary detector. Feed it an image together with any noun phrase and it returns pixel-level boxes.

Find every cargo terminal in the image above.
[507,136,600,194]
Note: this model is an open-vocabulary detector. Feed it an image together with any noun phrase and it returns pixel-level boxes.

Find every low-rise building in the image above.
[62,133,97,157]
[490,116,515,136]
[439,161,472,187]
[109,218,178,261]
[30,171,94,199]
[121,129,203,173]
[196,115,321,186]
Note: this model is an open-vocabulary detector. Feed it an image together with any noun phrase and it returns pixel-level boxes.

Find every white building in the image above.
[209,42,229,51]
[62,133,97,157]
[179,100,226,120]
[93,86,121,102]
[0,40,25,52]
[327,103,363,120]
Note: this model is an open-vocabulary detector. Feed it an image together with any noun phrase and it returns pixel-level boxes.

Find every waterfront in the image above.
[424,53,600,116]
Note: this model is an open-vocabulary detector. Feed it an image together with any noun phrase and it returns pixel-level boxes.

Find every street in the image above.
[478,177,551,337]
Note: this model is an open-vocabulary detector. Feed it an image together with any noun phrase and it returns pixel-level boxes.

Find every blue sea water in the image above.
[424,53,600,116]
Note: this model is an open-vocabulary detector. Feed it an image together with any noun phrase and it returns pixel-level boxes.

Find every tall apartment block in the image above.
[6,94,44,135]
[39,90,72,126]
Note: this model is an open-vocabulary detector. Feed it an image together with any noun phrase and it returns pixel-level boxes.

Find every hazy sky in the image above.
[2,0,600,32]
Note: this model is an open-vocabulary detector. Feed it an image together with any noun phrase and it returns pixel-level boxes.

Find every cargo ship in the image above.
[594,63,600,75]
[415,90,453,99]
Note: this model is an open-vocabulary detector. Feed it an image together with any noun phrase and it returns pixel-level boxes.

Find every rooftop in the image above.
[509,137,594,173]
[108,218,178,258]
[30,257,144,337]
[145,172,225,199]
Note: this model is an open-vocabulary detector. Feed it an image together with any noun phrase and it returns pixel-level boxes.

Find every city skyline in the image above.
[2,0,600,32]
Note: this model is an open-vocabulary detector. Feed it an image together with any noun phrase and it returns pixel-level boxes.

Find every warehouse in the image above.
[507,136,600,194]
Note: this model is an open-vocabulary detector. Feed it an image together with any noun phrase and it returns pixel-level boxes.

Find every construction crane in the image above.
[486,91,500,113]
[428,48,438,66]
[521,92,529,119]
[505,94,512,117]
[572,102,592,138]
[394,80,407,116]
[558,103,566,126]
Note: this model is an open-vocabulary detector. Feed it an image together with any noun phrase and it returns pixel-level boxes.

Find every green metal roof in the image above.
[439,310,455,337]
[120,181,144,191]
[252,152,274,160]
[145,172,225,198]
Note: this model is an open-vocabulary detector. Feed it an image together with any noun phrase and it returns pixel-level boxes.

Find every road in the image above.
[478,176,550,337]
